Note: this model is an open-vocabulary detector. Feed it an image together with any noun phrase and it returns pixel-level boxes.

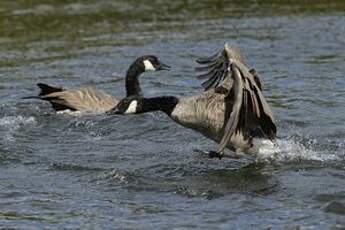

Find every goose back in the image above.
[41,87,118,113]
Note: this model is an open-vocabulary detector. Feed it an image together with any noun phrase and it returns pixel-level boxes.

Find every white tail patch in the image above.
[125,100,138,114]
[143,60,155,71]
[56,110,82,115]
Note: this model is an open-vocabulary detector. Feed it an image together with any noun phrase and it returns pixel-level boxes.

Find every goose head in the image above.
[136,55,171,72]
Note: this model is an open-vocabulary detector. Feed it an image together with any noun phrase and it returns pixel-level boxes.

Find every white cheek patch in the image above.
[143,60,156,71]
[125,100,138,114]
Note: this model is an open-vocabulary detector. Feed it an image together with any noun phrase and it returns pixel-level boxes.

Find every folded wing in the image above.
[40,87,118,113]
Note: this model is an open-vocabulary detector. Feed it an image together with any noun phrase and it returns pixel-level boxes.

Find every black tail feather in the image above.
[22,96,40,99]
[37,83,63,96]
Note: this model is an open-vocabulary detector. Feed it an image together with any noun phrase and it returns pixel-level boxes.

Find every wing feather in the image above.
[196,51,220,64]
[196,44,277,153]
[196,50,229,90]
[217,66,243,152]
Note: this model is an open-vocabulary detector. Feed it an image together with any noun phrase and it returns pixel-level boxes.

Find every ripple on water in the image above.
[99,169,137,188]
[98,159,277,200]
[49,162,105,172]
[324,202,345,216]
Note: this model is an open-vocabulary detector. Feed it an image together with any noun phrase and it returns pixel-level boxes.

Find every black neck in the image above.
[140,96,179,116]
[125,62,144,97]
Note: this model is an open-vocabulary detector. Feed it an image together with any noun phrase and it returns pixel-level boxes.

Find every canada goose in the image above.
[108,44,276,159]
[23,55,170,113]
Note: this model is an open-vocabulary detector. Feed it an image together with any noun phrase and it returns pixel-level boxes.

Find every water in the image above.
[1,1,345,229]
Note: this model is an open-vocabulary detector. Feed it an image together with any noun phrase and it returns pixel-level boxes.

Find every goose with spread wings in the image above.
[108,44,276,159]
[23,55,170,113]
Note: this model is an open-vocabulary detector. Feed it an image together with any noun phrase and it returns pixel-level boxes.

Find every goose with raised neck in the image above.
[24,55,170,113]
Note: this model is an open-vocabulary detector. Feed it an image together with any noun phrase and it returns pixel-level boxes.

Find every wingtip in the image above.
[224,43,230,51]
[223,43,245,63]
[195,51,220,64]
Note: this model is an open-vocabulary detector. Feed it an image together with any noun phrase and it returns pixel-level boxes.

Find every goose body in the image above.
[25,56,170,113]
[170,89,262,155]
[110,44,277,158]
[170,90,225,142]
[38,85,118,113]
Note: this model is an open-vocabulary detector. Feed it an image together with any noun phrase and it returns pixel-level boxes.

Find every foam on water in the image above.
[255,137,340,163]
[0,115,36,129]
[0,115,37,142]
[56,110,83,116]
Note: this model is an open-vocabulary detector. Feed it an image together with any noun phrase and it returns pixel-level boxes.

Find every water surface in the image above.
[1,1,345,229]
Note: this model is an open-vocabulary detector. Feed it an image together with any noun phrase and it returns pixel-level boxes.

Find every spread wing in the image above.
[196,50,230,90]
[196,45,245,91]
[196,44,276,153]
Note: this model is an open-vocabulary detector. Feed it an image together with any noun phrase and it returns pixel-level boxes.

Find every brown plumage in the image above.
[37,84,118,113]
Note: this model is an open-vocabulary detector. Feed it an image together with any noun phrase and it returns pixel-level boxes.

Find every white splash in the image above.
[56,110,82,116]
[102,169,129,184]
[0,115,37,142]
[255,138,339,162]
[0,115,36,129]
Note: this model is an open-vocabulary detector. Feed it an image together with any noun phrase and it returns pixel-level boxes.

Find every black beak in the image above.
[157,62,171,71]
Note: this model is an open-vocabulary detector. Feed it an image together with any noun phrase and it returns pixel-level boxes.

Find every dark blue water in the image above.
[1,1,345,229]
